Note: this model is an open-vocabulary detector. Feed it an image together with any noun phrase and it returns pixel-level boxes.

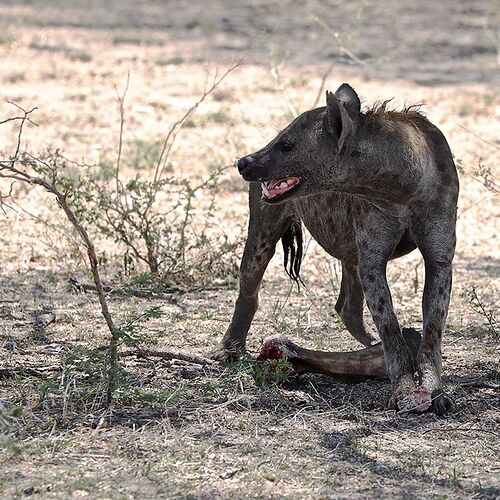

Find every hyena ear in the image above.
[325,84,360,151]
[334,83,361,112]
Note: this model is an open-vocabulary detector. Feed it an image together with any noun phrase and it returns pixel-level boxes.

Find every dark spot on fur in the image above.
[350,150,360,158]
[367,274,375,282]
[438,286,445,295]
[377,296,385,313]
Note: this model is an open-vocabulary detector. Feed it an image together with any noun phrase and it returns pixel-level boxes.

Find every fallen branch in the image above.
[119,347,215,366]
[69,277,230,297]
[0,365,60,378]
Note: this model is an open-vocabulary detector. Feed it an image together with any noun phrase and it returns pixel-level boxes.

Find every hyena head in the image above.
[237,83,361,204]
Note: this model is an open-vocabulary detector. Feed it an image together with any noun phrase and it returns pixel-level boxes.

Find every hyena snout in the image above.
[237,154,255,175]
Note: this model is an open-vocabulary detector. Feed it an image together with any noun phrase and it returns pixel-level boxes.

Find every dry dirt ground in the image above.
[0,1,499,498]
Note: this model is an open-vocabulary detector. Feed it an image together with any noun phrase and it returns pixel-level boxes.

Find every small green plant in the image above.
[33,305,166,417]
[207,111,230,124]
[66,160,240,285]
[117,305,164,347]
[156,56,184,66]
[0,404,22,454]
[253,357,294,387]
[112,35,165,46]
[37,61,243,287]
[67,50,92,63]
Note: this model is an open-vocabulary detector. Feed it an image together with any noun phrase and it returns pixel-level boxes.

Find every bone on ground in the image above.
[257,328,421,379]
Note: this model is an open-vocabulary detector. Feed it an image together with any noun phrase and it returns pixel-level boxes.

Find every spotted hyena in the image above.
[214,84,459,415]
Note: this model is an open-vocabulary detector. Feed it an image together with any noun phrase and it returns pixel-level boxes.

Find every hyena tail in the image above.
[281,218,303,284]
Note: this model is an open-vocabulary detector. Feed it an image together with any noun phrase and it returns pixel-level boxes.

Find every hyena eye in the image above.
[280,140,294,152]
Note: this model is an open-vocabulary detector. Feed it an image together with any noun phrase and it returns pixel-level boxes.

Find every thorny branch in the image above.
[0,68,242,403]
[0,103,119,407]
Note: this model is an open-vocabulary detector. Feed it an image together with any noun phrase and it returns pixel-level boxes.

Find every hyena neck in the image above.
[324,145,420,204]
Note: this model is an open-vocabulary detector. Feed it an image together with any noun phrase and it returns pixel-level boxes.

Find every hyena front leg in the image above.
[212,183,292,362]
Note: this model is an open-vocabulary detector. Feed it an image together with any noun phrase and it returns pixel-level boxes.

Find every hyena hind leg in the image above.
[334,262,377,347]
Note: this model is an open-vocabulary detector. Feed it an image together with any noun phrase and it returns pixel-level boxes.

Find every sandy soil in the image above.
[0,1,498,498]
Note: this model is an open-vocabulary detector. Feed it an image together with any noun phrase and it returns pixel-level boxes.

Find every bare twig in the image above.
[311,61,336,109]
[270,64,298,118]
[2,103,38,161]
[458,194,497,218]
[114,72,130,189]
[119,347,215,366]
[153,56,244,183]
[309,13,366,66]
[464,285,498,338]
[458,124,500,151]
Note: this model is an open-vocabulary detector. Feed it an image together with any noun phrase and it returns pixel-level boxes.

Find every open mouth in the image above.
[261,177,301,202]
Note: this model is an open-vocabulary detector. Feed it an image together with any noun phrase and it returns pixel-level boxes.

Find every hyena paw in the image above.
[210,344,243,364]
[388,386,455,415]
[386,384,432,413]
[396,387,432,413]
[429,389,456,416]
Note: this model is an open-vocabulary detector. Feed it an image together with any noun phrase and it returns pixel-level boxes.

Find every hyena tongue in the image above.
[264,177,300,198]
